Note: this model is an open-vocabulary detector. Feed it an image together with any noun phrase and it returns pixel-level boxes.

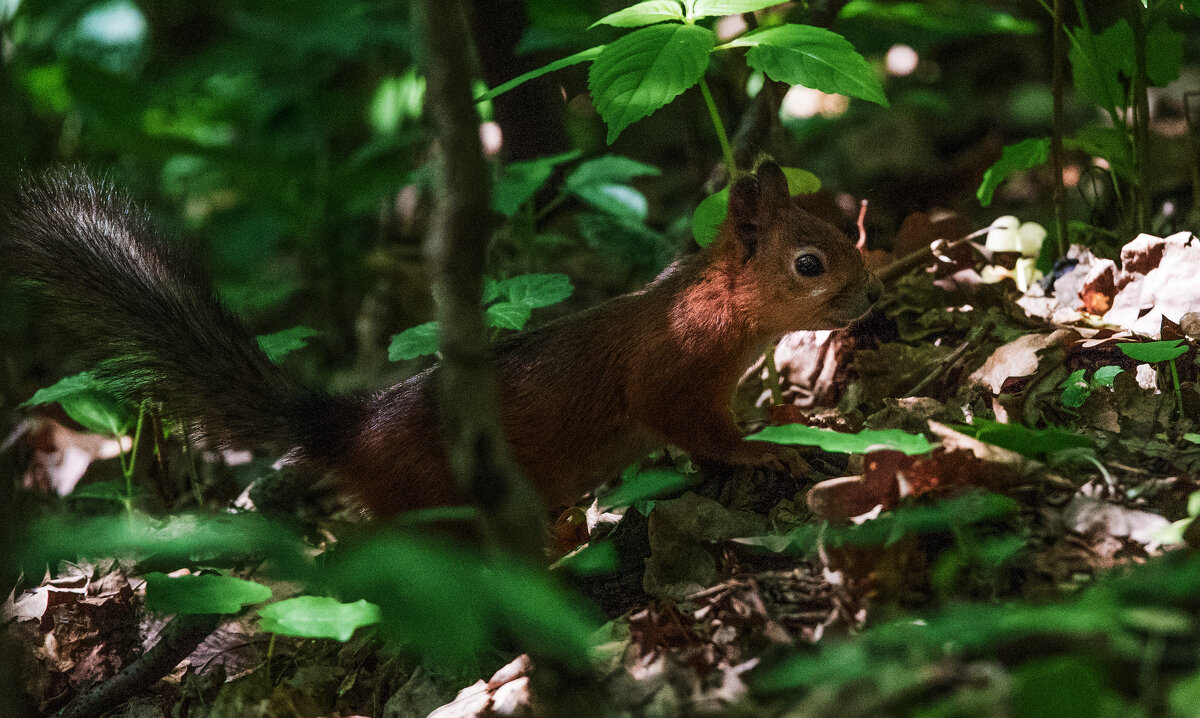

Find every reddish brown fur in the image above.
[336,161,882,517]
[7,163,877,520]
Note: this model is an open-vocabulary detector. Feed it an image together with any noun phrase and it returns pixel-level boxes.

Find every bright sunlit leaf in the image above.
[145,572,272,615]
[259,597,382,641]
[747,424,932,455]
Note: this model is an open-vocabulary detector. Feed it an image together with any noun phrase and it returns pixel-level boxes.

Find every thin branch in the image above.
[876,227,992,284]
[57,613,222,718]
[414,0,545,558]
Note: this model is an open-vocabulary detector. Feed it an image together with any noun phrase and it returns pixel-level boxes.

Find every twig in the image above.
[907,320,994,397]
[415,0,545,558]
[855,199,868,252]
[876,226,991,284]
[57,613,222,718]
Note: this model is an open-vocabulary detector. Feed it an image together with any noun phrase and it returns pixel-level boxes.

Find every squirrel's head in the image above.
[716,159,882,334]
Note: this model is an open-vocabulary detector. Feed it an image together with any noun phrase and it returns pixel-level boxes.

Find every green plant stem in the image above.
[699,75,782,403]
[698,78,736,179]
[1170,358,1184,418]
[534,192,567,223]
[118,403,147,515]
[1050,0,1068,257]
[1130,0,1151,234]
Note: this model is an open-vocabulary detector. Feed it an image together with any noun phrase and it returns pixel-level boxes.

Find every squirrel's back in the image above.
[4,161,880,518]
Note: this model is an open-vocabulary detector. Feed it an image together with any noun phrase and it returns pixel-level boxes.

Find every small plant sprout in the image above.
[1058,365,1123,408]
[21,372,144,514]
[1118,339,1189,418]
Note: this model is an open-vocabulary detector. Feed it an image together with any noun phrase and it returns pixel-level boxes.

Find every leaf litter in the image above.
[9,223,1200,717]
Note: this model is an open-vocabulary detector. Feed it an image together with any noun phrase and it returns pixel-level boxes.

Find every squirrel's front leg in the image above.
[645,401,809,476]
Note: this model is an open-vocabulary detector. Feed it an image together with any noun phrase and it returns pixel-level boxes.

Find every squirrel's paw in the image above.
[728,440,810,477]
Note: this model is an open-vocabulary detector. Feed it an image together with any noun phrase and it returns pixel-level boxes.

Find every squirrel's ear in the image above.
[726,160,791,261]
[728,160,791,221]
[728,174,761,225]
[753,160,790,206]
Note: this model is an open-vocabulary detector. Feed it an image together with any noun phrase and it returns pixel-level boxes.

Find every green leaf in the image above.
[965,419,1093,458]
[24,513,309,576]
[66,392,136,436]
[1059,368,1090,408]
[1068,21,1131,116]
[24,374,135,437]
[1066,126,1132,180]
[327,534,599,669]
[976,137,1049,206]
[565,155,661,189]
[22,372,99,407]
[825,490,1019,548]
[144,572,272,615]
[69,480,141,504]
[1118,339,1188,363]
[1184,0,1200,16]
[577,211,673,270]
[838,1,1038,36]
[388,322,440,361]
[691,167,820,246]
[491,273,574,308]
[577,184,651,217]
[692,187,731,247]
[370,70,424,134]
[24,373,136,436]
[590,0,685,29]
[688,0,783,19]
[485,301,533,330]
[493,150,582,217]
[565,156,660,217]
[720,25,887,107]
[746,425,932,455]
[475,46,604,103]
[1011,657,1106,718]
[257,326,319,363]
[551,541,620,575]
[1120,606,1194,636]
[781,166,822,194]
[1093,365,1124,387]
[1170,672,1200,718]
[597,467,699,509]
[589,23,715,144]
[259,597,382,642]
[1146,20,1184,86]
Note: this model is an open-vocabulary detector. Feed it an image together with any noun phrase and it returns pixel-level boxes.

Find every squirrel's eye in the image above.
[795,253,824,277]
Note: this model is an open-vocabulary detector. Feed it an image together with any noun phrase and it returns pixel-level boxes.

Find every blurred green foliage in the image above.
[2,0,1200,709]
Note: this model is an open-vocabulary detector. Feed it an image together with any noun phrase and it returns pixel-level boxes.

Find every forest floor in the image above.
[7,217,1200,718]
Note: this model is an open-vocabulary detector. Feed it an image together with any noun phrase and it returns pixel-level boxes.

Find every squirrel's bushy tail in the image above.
[2,169,361,459]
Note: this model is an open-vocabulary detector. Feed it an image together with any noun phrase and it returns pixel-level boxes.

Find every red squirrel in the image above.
[3,160,881,517]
